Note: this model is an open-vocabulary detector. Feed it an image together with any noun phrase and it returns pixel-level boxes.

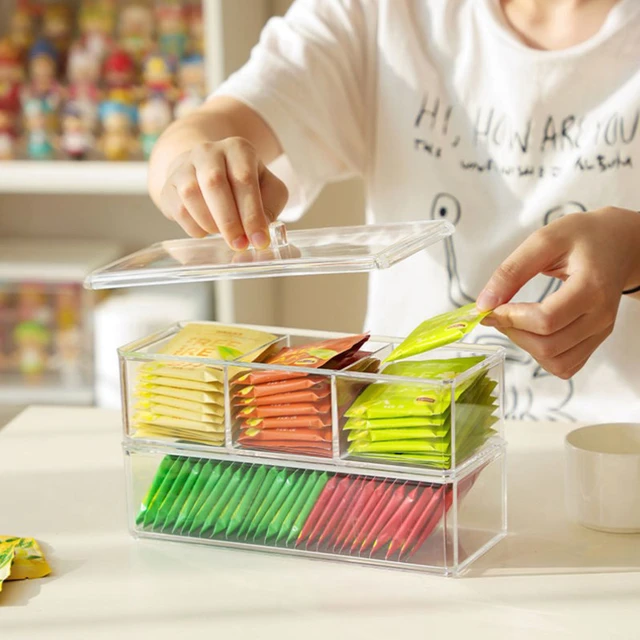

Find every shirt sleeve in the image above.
[212,0,373,221]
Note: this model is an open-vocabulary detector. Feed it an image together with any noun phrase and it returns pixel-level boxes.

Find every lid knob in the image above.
[268,221,288,249]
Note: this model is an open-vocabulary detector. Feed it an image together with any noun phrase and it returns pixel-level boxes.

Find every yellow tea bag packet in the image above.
[136,401,223,424]
[0,540,17,592]
[136,391,223,416]
[136,383,224,405]
[140,361,224,384]
[133,412,225,433]
[134,424,224,446]
[137,374,223,394]
[0,536,51,581]
[146,323,277,381]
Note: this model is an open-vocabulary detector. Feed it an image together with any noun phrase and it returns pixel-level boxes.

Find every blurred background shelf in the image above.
[0,161,148,195]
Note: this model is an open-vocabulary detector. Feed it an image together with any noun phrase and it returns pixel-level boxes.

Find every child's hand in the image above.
[477,208,640,379]
[158,137,289,250]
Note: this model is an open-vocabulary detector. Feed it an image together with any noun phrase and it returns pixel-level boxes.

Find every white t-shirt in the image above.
[215,0,640,422]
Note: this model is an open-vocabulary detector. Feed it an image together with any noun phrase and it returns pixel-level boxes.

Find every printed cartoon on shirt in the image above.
[430,192,587,422]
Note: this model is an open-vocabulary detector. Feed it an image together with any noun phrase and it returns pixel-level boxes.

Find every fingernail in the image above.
[476,290,500,311]
[481,316,498,327]
[251,231,269,250]
[231,235,248,251]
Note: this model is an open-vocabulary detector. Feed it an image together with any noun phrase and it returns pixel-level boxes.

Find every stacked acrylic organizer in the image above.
[86,221,507,576]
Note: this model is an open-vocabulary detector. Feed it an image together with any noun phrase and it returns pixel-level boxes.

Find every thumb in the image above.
[477,231,561,311]
[259,162,289,222]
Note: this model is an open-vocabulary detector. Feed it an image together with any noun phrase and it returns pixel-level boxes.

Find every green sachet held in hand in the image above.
[386,303,491,362]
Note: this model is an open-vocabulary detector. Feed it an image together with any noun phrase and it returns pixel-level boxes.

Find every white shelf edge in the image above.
[0,161,149,195]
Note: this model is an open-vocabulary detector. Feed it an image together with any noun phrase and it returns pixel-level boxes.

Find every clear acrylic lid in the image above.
[84,220,453,290]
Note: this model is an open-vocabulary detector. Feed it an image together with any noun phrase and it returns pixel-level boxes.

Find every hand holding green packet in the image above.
[386,303,491,362]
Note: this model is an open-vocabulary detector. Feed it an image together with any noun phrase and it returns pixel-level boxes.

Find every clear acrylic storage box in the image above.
[86,220,507,576]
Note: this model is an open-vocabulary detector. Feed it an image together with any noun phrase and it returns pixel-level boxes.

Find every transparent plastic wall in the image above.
[124,445,506,576]
[119,323,505,474]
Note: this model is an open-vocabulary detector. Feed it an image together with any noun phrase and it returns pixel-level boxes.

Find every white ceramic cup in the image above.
[565,423,640,533]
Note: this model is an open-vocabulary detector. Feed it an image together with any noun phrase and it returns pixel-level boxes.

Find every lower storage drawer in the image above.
[124,445,506,576]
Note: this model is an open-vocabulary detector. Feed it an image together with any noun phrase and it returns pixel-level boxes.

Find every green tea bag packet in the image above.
[200,465,245,536]
[152,458,195,531]
[163,459,204,531]
[212,467,255,536]
[385,303,491,362]
[254,471,300,540]
[141,457,184,528]
[244,468,289,539]
[173,460,216,534]
[343,415,448,431]
[345,358,487,419]
[136,455,177,526]
[349,427,450,443]
[266,471,309,541]
[349,438,450,455]
[227,465,268,537]
[189,463,236,534]
[287,472,330,546]
[238,466,280,539]
[276,471,319,544]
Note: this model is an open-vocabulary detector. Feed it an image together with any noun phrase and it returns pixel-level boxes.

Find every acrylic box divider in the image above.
[119,321,506,476]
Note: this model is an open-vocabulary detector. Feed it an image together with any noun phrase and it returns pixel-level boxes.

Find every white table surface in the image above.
[1,407,639,640]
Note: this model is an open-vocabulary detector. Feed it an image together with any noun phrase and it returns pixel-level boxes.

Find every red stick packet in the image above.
[236,399,331,419]
[386,485,437,559]
[241,415,332,429]
[234,384,331,407]
[401,485,450,560]
[296,476,339,547]
[350,481,396,552]
[371,486,420,555]
[320,477,365,548]
[359,482,409,554]
[334,477,380,551]
[304,475,353,548]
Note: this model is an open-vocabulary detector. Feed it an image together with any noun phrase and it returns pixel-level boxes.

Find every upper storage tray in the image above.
[84,221,453,289]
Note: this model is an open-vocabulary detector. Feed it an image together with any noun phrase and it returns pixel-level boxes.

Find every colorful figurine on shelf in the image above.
[42,3,73,74]
[156,3,187,63]
[67,44,102,129]
[54,285,82,385]
[9,1,36,61]
[118,3,155,63]
[24,38,62,114]
[16,283,51,325]
[59,103,95,161]
[77,0,115,63]
[13,319,50,379]
[103,49,137,104]
[0,109,18,160]
[23,98,56,160]
[98,100,138,160]
[174,54,205,120]
[0,39,24,115]
[0,39,23,157]
[139,97,171,159]
[141,53,175,100]
[186,3,204,56]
